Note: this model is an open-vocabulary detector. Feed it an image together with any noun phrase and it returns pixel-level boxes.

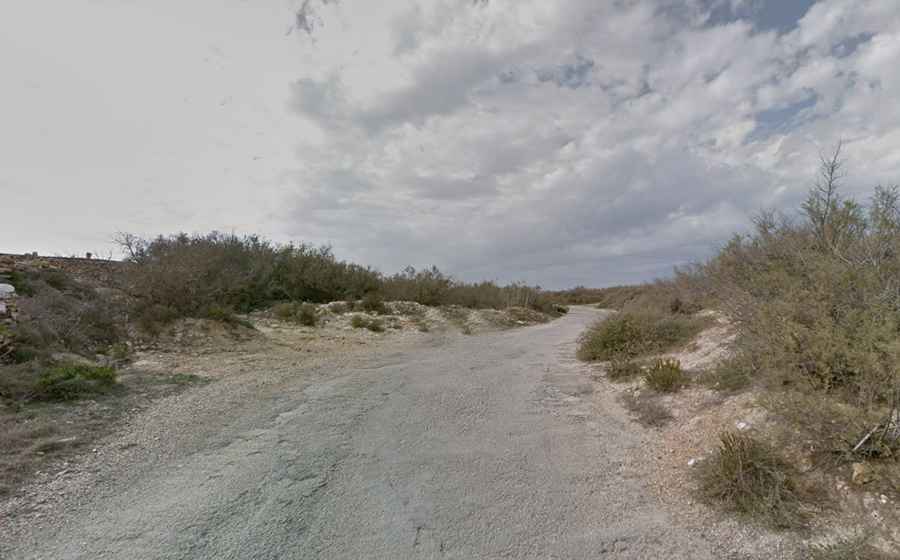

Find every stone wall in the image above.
[0,253,123,286]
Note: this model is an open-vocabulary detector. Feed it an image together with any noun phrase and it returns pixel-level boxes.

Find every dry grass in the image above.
[606,358,643,382]
[697,432,808,529]
[620,391,673,428]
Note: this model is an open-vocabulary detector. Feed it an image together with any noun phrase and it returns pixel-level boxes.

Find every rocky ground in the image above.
[587,311,900,556]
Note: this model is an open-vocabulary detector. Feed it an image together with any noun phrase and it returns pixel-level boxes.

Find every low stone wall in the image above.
[0,253,123,286]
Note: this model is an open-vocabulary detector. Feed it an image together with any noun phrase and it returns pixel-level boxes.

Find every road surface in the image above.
[7,307,731,559]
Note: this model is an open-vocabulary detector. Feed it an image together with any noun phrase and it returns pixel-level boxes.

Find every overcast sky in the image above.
[2,1,899,288]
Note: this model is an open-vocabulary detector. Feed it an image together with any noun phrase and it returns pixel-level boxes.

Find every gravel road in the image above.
[6,307,737,559]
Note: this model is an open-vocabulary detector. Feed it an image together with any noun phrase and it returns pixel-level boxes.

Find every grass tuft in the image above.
[36,363,117,401]
[606,358,642,382]
[697,432,807,529]
[643,359,687,393]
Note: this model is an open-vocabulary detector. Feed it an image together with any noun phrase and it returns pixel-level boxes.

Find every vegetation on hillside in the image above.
[579,147,900,536]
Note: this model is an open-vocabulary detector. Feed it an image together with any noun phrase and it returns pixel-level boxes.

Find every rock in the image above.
[0,283,15,298]
[736,421,749,431]
[852,462,875,485]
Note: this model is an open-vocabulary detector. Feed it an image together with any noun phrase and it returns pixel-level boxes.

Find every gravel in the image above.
[2,307,780,559]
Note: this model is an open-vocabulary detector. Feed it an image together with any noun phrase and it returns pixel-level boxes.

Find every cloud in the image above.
[280,0,900,287]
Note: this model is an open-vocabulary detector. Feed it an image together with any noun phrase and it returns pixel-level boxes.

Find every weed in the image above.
[620,391,673,428]
[606,358,642,382]
[273,302,296,320]
[297,303,318,327]
[697,432,807,529]
[36,363,117,401]
[643,359,687,393]
[698,355,753,394]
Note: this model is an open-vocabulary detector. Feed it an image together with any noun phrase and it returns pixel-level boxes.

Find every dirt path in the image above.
[3,307,756,559]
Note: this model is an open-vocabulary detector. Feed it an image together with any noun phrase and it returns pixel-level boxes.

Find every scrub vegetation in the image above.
[578,147,900,540]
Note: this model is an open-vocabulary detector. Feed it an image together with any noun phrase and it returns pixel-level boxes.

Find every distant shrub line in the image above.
[114,232,562,331]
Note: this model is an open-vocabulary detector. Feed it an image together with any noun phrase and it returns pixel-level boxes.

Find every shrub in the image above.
[35,364,117,401]
[115,232,380,321]
[297,303,318,327]
[643,359,687,393]
[577,311,705,361]
[698,354,753,394]
[366,318,385,333]
[697,432,806,529]
[360,292,387,314]
[606,358,642,382]
[350,315,367,329]
[273,302,296,320]
[329,302,350,315]
[620,391,673,428]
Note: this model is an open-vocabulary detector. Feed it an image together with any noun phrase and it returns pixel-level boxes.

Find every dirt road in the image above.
[5,307,737,559]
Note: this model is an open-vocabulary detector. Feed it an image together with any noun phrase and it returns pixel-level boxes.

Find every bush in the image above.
[35,364,117,401]
[272,302,317,327]
[366,318,385,333]
[297,303,318,327]
[697,432,806,529]
[620,391,673,428]
[273,302,296,321]
[698,354,754,394]
[115,232,380,322]
[606,358,642,382]
[350,315,367,329]
[643,359,687,393]
[577,311,705,361]
[360,292,387,314]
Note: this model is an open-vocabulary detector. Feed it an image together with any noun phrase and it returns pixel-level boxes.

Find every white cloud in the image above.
[2,0,899,287]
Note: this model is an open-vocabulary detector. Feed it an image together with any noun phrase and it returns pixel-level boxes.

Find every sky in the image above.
[2,0,900,288]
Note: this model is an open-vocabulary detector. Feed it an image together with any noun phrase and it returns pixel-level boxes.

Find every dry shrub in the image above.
[698,353,754,394]
[606,358,642,382]
[116,232,379,328]
[620,391,673,428]
[273,302,318,326]
[698,432,807,529]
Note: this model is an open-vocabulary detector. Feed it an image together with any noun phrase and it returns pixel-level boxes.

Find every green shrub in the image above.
[577,311,705,361]
[350,315,367,329]
[36,364,117,401]
[697,432,806,529]
[297,303,318,327]
[273,302,296,320]
[698,355,753,394]
[360,292,387,314]
[643,359,687,393]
